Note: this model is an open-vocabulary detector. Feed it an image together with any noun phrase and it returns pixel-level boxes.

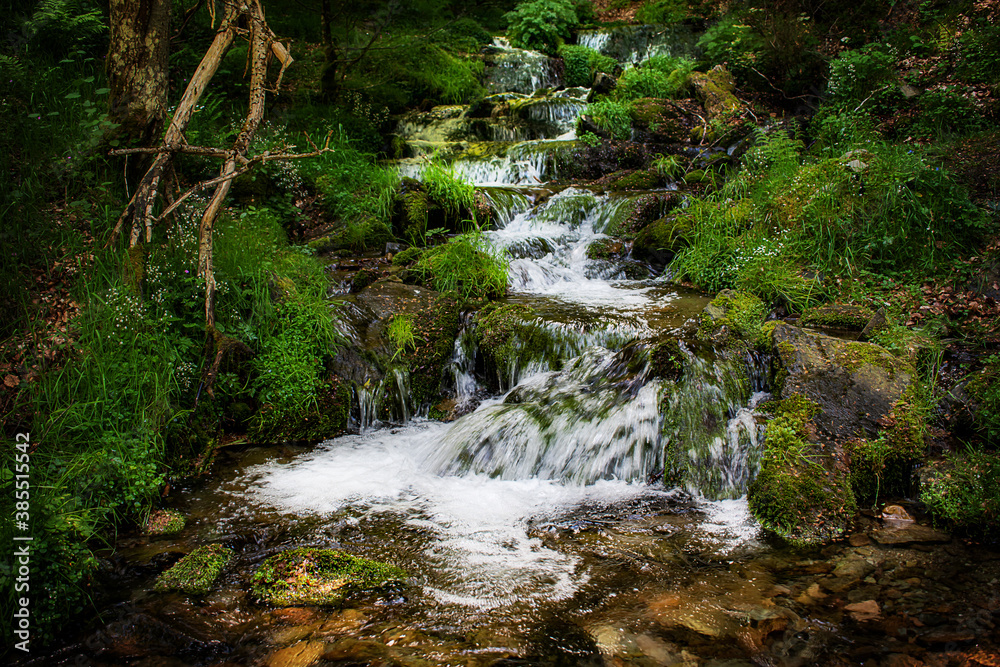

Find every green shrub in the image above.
[968,355,1000,445]
[825,44,899,112]
[911,86,985,139]
[697,17,763,81]
[445,17,493,46]
[584,98,633,140]
[505,0,580,55]
[957,23,1000,84]
[921,447,1000,537]
[615,56,696,100]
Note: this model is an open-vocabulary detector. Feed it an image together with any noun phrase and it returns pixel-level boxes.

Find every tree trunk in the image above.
[107,0,171,147]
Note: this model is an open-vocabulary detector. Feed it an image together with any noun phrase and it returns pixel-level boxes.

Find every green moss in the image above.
[631,216,691,263]
[835,341,907,377]
[392,246,424,266]
[155,544,232,595]
[801,304,874,330]
[748,395,857,545]
[586,238,624,260]
[699,290,768,342]
[850,396,927,507]
[754,320,780,351]
[395,294,461,408]
[144,509,186,536]
[251,548,407,606]
[648,339,684,382]
[474,303,557,389]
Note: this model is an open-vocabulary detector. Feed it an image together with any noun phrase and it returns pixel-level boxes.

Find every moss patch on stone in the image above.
[632,216,691,265]
[474,303,561,390]
[395,293,461,409]
[251,548,407,607]
[249,375,351,443]
[801,304,875,330]
[748,395,857,545]
[144,509,186,536]
[586,238,626,261]
[849,395,928,507]
[155,544,232,595]
[699,289,768,343]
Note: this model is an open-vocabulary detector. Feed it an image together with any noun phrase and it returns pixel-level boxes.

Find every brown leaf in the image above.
[4,374,20,388]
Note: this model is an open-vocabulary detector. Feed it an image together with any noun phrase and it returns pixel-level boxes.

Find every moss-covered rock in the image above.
[689,65,741,121]
[628,98,696,143]
[154,544,232,595]
[748,395,857,545]
[144,509,186,536]
[597,169,663,191]
[249,375,351,443]
[391,246,424,267]
[801,304,875,330]
[251,548,406,607]
[631,215,691,265]
[771,323,915,440]
[474,303,559,390]
[586,238,626,261]
[698,289,768,344]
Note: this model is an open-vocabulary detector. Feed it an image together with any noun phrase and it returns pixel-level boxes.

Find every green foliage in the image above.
[420,160,476,221]
[505,0,581,55]
[921,447,1000,537]
[669,129,987,302]
[911,86,984,139]
[697,17,764,81]
[825,44,899,112]
[444,17,494,46]
[614,59,694,101]
[558,44,618,87]
[635,0,689,24]
[350,38,485,113]
[414,231,508,301]
[23,0,106,58]
[967,355,1000,445]
[850,397,927,507]
[957,23,1000,83]
[584,98,633,140]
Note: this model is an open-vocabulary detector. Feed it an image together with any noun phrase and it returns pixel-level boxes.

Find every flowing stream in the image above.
[67,29,1000,667]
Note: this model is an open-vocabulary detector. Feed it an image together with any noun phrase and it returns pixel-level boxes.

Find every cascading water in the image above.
[239,23,767,623]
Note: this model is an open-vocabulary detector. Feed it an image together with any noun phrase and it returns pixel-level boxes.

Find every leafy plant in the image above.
[505,0,581,55]
[584,98,633,140]
[921,447,1000,537]
[558,44,618,87]
[635,0,689,24]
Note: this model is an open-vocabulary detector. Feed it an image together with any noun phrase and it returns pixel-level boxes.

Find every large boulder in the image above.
[772,322,914,440]
[628,97,698,144]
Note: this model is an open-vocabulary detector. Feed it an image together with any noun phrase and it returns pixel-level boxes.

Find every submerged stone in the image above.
[154,544,232,596]
[251,548,407,607]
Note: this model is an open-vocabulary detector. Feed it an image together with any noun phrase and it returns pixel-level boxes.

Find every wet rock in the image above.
[317,609,368,637]
[858,308,889,342]
[849,534,872,547]
[871,524,951,545]
[844,600,882,622]
[649,595,737,638]
[881,505,915,523]
[772,322,915,439]
[321,637,392,663]
[251,548,407,606]
[628,97,698,143]
[266,640,326,667]
[591,71,617,97]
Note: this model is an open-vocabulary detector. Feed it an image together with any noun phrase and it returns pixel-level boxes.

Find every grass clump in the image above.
[615,56,696,101]
[388,314,420,361]
[558,44,618,87]
[154,544,233,595]
[584,98,634,140]
[251,548,406,606]
[414,231,508,301]
[967,354,1000,446]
